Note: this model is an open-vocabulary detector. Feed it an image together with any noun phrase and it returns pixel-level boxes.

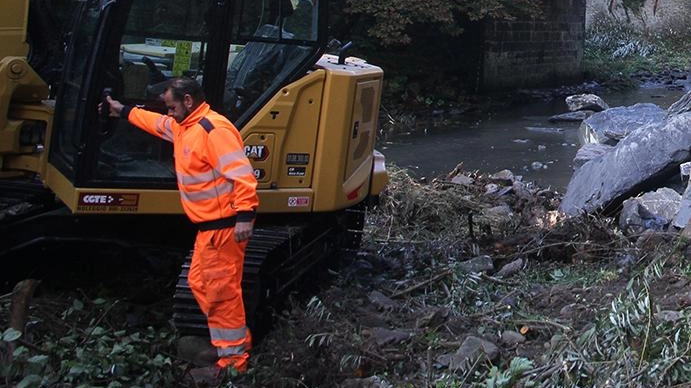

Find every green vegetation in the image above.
[621,0,646,13]
[584,14,691,88]
[1,293,183,388]
[340,0,544,46]
[537,247,691,387]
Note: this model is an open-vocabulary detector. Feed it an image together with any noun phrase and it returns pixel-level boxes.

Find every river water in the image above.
[378,86,689,193]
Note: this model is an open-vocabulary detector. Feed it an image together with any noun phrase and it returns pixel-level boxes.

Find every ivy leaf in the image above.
[151,354,172,367]
[72,299,85,311]
[13,345,29,357]
[69,364,87,376]
[16,374,42,388]
[28,354,50,366]
[2,328,22,342]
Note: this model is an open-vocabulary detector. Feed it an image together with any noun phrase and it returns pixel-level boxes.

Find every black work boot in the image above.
[187,365,228,386]
[177,336,218,367]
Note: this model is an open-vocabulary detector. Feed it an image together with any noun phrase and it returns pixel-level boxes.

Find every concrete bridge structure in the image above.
[476,0,586,91]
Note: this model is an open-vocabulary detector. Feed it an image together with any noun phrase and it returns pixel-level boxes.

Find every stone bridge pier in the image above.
[478,0,586,92]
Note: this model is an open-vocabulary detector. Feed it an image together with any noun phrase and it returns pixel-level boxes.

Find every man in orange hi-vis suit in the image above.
[103,77,258,383]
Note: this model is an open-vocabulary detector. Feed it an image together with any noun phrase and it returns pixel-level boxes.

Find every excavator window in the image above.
[95,0,213,184]
[223,0,321,124]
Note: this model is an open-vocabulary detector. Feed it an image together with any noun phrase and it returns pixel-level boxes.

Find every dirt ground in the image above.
[230,166,691,388]
[3,160,691,388]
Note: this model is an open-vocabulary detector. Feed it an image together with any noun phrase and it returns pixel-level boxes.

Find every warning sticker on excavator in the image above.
[77,193,139,212]
[286,153,309,165]
[287,196,309,207]
[287,167,306,176]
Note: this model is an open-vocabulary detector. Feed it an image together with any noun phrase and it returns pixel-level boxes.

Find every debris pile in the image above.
[243,160,691,387]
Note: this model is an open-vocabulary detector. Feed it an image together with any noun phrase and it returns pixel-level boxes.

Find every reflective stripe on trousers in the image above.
[188,227,251,371]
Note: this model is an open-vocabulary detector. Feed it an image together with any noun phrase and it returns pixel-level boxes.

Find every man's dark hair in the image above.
[166,77,206,105]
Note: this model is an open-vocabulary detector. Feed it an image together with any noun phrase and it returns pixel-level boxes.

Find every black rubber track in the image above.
[172,205,366,340]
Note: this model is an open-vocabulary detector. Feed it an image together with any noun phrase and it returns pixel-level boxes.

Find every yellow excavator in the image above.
[0,0,388,335]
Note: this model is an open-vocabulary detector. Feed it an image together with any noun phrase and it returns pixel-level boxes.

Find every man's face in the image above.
[163,90,191,123]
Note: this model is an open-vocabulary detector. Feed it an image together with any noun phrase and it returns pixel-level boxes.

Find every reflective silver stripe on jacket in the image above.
[155,116,174,142]
[221,164,255,181]
[179,181,234,202]
[177,151,252,186]
[178,170,217,185]
[218,150,255,180]
[218,150,247,167]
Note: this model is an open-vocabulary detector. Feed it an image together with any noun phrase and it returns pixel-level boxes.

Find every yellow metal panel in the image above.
[344,79,381,178]
[44,164,184,214]
[310,71,354,211]
[256,189,314,213]
[271,76,323,189]
[3,153,40,172]
[0,120,21,153]
[255,101,295,128]
[44,164,79,210]
[342,154,373,199]
[3,102,54,176]
[243,71,325,210]
[369,149,389,196]
[0,0,29,57]
[309,55,384,212]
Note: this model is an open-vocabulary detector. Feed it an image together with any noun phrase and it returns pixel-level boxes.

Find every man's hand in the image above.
[98,95,124,117]
[234,221,254,242]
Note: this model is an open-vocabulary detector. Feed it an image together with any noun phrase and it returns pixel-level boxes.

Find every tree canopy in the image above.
[343,0,545,45]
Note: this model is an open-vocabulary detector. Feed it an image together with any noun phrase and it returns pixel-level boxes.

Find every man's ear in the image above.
[184,94,194,109]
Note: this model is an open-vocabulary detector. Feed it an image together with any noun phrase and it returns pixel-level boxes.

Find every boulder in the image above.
[572,143,614,170]
[668,91,691,116]
[618,187,681,235]
[578,103,667,146]
[565,93,609,112]
[549,110,595,123]
[560,112,691,216]
[673,178,691,229]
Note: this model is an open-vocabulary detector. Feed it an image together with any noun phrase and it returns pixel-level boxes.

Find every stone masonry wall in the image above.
[481,0,586,92]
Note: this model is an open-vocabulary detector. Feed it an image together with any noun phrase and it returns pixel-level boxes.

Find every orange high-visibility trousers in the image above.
[188,227,252,372]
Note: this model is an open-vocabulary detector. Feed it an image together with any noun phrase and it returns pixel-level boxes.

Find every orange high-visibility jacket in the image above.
[122,102,259,225]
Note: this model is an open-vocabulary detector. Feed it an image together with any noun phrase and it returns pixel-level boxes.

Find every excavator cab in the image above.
[50,0,323,195]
